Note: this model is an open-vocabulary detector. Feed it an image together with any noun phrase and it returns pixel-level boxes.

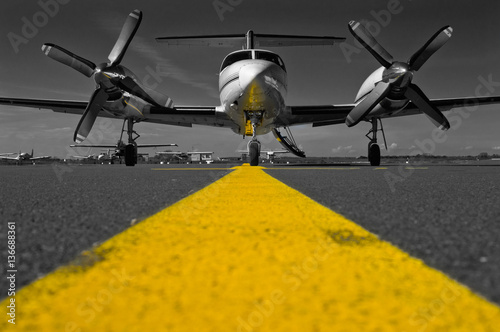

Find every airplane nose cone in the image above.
[239,63,270,91]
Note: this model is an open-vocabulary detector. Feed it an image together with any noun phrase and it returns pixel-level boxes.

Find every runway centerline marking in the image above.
[2,165,499,331]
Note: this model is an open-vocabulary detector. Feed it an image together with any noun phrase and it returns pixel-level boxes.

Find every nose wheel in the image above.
[248,140,261,166]
[245,113,262,166]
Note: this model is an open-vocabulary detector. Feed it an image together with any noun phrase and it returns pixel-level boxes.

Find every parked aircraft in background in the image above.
[1,11,499,166]
[70,139,177,162]
[156,151,189,160]
[0,149,51,164]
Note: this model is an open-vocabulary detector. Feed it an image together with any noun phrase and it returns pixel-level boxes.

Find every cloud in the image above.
[464,146,473,150]
[331,145,355,154]
[493,146,500,150]
[387,143,398,151]
[131,37,220,99]
[44,127,72,133]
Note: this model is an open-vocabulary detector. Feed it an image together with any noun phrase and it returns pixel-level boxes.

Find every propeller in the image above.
[42,10,166,143]
[346,21,452,130]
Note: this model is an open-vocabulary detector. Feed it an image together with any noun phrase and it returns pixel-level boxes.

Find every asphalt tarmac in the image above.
[0,164,232,291]
[0,163,499,308]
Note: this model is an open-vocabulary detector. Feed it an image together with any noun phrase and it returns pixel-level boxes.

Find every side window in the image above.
[220,51,252,72]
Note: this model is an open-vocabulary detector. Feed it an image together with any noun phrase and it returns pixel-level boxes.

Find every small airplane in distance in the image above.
[0,149,51,164]
[70,139,177,163]
[72,150,113,163]
[156,151,189,159]
[1,10,500,166]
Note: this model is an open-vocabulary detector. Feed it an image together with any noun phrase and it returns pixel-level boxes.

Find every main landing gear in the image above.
[365,118,387,166]
[120,118,139,167]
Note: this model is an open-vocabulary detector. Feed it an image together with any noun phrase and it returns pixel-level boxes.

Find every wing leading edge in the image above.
[0,97,233,128]
[283,95,500,128]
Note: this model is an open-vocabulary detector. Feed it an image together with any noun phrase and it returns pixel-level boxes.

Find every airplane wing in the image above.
[282,96,500,127]
[70,144,178,148]
[0,156,18,160]
[0,97,233,128]
[30,156,51,160]
[1,95,499,130]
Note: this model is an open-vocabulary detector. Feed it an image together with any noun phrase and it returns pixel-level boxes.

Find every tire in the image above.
[249,142,259,166]
[368,142,381,166]
[125,144,137,167]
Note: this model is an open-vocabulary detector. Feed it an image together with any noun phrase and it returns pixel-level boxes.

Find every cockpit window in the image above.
[219,50,287,72]
[255,51,286,72]
[220,51,252,72]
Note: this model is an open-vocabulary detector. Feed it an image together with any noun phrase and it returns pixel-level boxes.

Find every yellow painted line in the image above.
[2,165,499,331]
[151,168,233,171]
[123,98,144,116]
[268,167,360,170]
[374,167,388,170]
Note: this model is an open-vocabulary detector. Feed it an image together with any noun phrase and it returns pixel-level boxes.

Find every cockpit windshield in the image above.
[220,50,287,72]
[255,51,286,72]
[220,51,252,72]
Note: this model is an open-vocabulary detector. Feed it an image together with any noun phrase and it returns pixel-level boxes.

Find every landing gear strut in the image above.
[120,118,139,167]
[245,112,262,166]
[248,123,261,166]
[365,118,387,166]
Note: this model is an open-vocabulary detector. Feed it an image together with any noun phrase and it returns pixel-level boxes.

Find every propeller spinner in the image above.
[42,10,164,143]
[346,21,452,130]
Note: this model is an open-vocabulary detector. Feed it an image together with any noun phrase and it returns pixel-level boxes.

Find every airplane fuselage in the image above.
[218,49,288,136]
[98,49,289,137]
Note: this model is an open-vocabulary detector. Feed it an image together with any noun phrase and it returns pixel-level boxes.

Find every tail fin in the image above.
[157,30,345,49]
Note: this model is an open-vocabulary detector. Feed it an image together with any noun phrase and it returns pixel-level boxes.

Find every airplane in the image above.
[72,149,112,163]
[69,138,177,163]
[0,149,51,164]
[156,151,189,158]
[1,10,500,166]
[238,149,289,162]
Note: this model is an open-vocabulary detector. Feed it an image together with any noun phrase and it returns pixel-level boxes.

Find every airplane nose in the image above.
[239,63,270,90]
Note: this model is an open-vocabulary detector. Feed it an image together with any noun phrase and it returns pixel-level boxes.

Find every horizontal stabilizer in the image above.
[157,30,345,49]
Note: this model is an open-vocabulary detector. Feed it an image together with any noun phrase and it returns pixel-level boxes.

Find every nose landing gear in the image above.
[245,111,263,166]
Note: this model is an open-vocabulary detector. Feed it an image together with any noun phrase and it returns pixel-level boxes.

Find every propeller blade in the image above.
[74,88,108,143]
[408,26,453,71]
[404,84,450,130]
[108,9,142,65]
[143,86,175,108]
[348,21,393,68]
[346,81,391,127]
[117,77,162,107]
[42,44,96,77]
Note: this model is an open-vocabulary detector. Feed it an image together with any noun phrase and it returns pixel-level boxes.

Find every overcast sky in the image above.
[0,0,499,158]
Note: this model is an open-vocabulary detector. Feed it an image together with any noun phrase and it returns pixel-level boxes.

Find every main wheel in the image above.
[368,142,381,166]
[125,144,137,167]
[249,142,259,166]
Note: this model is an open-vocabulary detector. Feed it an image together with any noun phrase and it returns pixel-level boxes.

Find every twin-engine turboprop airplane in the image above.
[1,10,500,166]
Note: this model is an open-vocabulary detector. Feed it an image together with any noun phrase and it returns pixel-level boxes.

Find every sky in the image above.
[0,0,499,158]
